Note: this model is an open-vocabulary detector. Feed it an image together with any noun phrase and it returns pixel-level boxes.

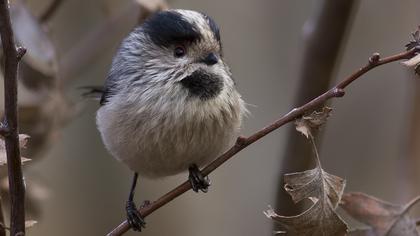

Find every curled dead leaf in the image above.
[0,134,31,166]
[295,107,332,138]
[266,135,347,235]
[341,192,420,236]
[284,168,345,209]
[265,198,347,236]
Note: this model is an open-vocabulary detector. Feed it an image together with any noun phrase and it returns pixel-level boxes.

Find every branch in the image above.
[0,1,26,235]
[107,48,419,235]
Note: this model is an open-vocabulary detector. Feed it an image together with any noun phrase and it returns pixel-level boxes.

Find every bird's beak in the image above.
[200,52,218,65]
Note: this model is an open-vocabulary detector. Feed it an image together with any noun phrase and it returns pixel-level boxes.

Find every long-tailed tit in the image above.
[94,9,246,231]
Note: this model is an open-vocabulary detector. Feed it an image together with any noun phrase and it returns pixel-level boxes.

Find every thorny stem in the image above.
[0,1,27,235]
[107,48,420,235]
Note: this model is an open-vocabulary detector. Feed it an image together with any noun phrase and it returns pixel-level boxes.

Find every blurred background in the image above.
[1,0,420,235]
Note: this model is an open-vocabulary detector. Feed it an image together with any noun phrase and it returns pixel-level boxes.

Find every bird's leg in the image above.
[126,172,146,231]
[188,164,210,193]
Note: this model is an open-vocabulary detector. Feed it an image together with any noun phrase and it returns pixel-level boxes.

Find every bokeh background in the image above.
[1,0,420,235]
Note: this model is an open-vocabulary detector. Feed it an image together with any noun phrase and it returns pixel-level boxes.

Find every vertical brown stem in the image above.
[275,0,359,216]
[0,1,26,235]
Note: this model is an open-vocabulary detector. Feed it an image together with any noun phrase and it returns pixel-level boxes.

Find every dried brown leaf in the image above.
[295,107,332,138]
[284,168,345,209]
[341,192,420,236]
[265,198,347,235]
[0,134,31,166]
[265,135,347,235]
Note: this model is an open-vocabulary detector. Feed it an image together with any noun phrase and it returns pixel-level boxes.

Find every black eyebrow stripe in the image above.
[142,11,202,47]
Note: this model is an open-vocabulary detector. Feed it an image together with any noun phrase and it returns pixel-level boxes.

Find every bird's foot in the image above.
[189,164,210,193]
[126,200,149,231]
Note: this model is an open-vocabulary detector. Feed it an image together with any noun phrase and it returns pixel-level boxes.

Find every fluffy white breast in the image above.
[96,77,246,178]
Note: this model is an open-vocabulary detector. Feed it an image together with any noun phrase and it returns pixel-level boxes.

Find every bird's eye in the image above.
[174,46,186,58]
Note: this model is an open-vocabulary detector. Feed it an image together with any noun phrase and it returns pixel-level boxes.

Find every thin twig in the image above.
[39,0,63,23]
[107,48,419,235]
[0,1,27,235]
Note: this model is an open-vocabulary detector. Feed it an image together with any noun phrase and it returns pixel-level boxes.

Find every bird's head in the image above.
[108,9,234,103]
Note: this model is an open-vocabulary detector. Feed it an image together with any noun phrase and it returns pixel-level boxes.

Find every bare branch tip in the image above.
[369,52,381,64]
[236,136,248,146]
[16,47,26,61]
[332,88,345,97]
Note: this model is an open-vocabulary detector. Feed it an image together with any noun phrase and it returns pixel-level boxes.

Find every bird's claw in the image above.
[189,164,210,193]
[126,200,146,231]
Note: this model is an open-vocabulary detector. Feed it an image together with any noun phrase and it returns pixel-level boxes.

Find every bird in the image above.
[94,9,246,231]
